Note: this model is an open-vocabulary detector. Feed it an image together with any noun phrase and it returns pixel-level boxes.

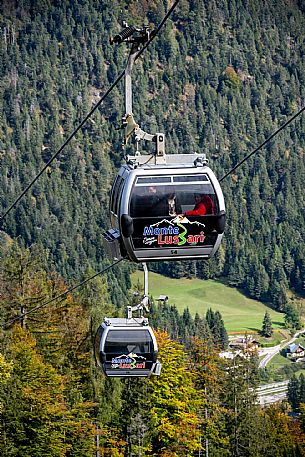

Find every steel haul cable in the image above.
[3,1,304,326]
[2,1,180,328]
[0,71,125,224]
[219,105,305,182]
[0,0,180,224]
[3,259,123,329]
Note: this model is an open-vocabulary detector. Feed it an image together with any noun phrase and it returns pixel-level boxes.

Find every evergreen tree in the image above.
[190,337,230,456]
[221,353,260,456]
[213,311,229,350]
[287,374,300,411]
[1,1,305,453]
[261,311,273,337]
[0,0,304,307]
[205,308,228,350]
[284,303,302,330]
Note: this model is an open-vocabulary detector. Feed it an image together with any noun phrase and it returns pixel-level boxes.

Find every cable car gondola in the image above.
[104,152,226,262]
[95,264,161,378]
[103,23,226,263]
[95,317,160,377]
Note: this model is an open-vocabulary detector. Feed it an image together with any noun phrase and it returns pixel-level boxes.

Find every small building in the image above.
[229,335,259,352]
[157,294,168,304]
[286,343,305,361]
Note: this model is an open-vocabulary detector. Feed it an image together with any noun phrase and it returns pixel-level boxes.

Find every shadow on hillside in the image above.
[272,321,285,328]
[245,322,285,332]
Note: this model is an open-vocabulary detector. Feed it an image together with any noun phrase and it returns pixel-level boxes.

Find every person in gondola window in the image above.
[148,187,181,217]
[184,194,214,216]
[167,193,181,216]
[147,186,165,216]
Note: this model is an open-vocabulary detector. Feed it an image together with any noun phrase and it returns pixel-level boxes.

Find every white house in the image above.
[286,343,305,361]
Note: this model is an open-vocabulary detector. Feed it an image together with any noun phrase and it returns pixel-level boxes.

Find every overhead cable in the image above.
[0,0,180,224]
[219,105,305,182]
[0,71,124,224]
[3,259,123,329]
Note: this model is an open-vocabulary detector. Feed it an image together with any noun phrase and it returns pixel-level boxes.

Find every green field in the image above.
[131,271,285,333]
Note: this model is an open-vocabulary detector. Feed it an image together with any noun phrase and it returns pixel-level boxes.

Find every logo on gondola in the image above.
[111,352,146,370]
[143,216,205,246]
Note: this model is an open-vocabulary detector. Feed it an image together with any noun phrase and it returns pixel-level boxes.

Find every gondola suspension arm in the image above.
[127,262,149,319]
[111,23,166,161]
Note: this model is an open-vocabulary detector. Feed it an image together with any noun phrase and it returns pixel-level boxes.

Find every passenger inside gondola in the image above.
[147,187,181,217]
[167,192,181,216]
[130,175,217,220]
[203,195,215,214]
[147,186,167,216]
[104,330,153,357]
[184,194,214,216]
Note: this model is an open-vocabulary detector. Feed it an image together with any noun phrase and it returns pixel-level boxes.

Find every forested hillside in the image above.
[1,241,305,456]
[0,0,304,308]
[1,1,305,455]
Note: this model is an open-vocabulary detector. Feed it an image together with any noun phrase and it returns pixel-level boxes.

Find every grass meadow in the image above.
[131,270,285,334]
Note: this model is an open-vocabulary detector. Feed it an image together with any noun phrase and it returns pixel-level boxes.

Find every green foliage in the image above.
[261,311,273,337]
[205,308,229,350]
[0,1,305,454]
[150,299,227,349]
[284,303,302,330]
[287,373,305,412]
[0,0,304,310]
[219,66,241,91]
[221,353,261,456]
[190,338,230,456]
[148,330,201,456]
[0,243,108,456]
[133,271,285,333]
[0,352,13,413]
[0,327,93,457]
[258,405,302,456]
[0,241,304,455]
[0,241,51,328]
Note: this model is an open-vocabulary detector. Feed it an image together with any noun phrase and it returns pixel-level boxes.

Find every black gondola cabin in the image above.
[95,317,160,377]
[103,155,226,262]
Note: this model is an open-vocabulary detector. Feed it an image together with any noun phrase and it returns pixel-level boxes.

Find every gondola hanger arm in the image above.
[111,22,166,160]
[126,263,150,319]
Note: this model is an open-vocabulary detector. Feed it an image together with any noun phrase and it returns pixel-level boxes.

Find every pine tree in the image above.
[221,353,260,456]
[213,311,229,350]
[299,373,305,406]
[284,303,302,330]
[261,311,273,337]
[190,337,230,456]
[287,374,300,411]
[205,308,228,349]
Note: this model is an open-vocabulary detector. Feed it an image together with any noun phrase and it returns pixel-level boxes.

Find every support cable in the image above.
[219,105,305,182]
[0,72,124,224]
[135,0,179,62]
[0,0,180,224]
[3,259,123,329]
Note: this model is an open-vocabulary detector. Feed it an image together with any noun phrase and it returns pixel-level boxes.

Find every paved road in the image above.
[258,391,287,405]
[259,329,305,368]
[257,380,289,392]
[259,345,282,368]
